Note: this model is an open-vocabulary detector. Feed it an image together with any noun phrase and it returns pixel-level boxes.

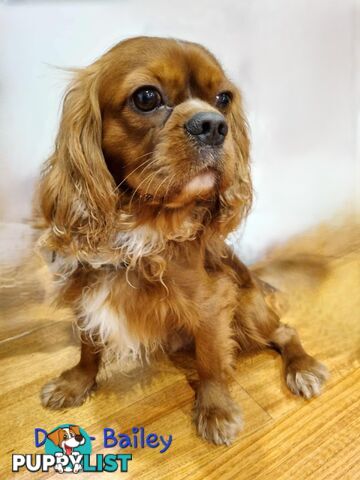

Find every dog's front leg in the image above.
[193,311,242,445]
[41,332,102,409]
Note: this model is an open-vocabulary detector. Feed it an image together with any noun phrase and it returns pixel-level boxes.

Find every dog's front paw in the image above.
[41,367,97,409]
[54,463,64,474]
[73,464,82,473]
[286,355,329,399]
[194,389,243,445]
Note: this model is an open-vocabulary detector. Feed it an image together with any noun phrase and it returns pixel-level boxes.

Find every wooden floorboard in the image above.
[0,222,359,479]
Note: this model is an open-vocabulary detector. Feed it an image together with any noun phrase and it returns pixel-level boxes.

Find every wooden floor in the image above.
[0,221,359,479]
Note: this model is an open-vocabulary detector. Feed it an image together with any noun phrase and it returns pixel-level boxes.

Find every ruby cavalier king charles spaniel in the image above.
[37,37,328,445]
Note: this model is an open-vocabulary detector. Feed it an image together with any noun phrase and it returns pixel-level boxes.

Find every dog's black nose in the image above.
[75,435,83,442]
[185,112,228,146]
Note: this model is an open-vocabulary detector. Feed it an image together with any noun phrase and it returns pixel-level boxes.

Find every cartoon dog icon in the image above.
[47,425,85,473]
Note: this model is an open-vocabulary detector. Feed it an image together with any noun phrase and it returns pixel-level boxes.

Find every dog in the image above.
[47,425,85,473]
[36,36,328,445]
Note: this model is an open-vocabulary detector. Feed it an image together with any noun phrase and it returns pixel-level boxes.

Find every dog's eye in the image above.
[132,86,163,112]
[216,91,232,109]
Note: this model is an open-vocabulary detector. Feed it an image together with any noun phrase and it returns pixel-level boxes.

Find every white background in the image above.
[0,0,358,262]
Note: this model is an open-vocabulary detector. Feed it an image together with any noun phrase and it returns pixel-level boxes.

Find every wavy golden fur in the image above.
[37,37,328,445]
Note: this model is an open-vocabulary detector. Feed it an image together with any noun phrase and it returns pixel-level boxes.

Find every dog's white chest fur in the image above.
[80,281,142,365]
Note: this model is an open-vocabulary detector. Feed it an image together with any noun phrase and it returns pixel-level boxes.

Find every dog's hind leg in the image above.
[41,333,102,409]
[227,252,329,399]
[234,288,329,398]
[269,323,329,399]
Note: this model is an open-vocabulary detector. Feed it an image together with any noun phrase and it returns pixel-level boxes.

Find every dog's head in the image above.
[39,37,251,254]
[47,425,85,454]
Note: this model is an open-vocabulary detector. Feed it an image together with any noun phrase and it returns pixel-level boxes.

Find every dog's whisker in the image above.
[142,166,168,200]
[128,170,158,209]
[152,177,169,202]
[113,153,158,193]
[163,173,176,201]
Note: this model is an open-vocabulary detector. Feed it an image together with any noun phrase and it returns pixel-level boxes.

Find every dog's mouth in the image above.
[65,445,73,455]
[180,169,216,196]
[124,164,220,209]
[165,168,218,208]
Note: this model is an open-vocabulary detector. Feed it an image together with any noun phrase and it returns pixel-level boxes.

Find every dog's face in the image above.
[99,37,249,208]
[40,37,251,251]
[47,425,85,454]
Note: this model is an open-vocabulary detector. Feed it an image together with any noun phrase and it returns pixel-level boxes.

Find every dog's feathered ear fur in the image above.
[47,428,62,446]
[39,66,117,248]
[69,425,81,436]
[213,94,252,234]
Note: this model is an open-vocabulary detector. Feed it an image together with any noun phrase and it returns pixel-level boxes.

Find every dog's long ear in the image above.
[47,428,62,446]
[69,425,81,436]
[215,91,252,234]
[38,66,117,247]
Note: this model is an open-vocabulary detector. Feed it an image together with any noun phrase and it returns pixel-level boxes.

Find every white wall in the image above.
[0,0,358,261]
